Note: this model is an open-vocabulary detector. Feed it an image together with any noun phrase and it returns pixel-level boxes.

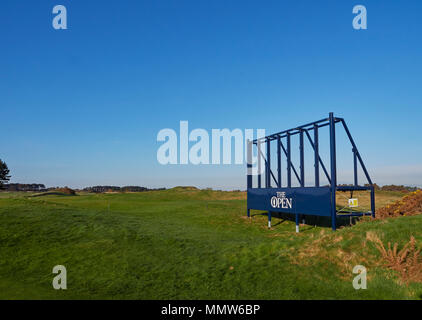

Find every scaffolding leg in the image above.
[329,112,337,231]
[268,211,272,228]
[370,186,376,218]
[295,213,299,233]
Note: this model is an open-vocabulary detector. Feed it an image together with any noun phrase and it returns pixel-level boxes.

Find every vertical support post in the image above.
[257,142,262,189]
[341,119,373,185]
[277,135,281,188]
[300,129,305,187]
[268,211,272,228]
[314,124,319,187]
[266,139,271,188]
[247,140,252,189]
[329,112,337,231]
[353,148,358,186]
[299,129,305,225]
[287,132,291,188]
[295,212,299,233]
[370,186,376,218]
[247,140,252,218]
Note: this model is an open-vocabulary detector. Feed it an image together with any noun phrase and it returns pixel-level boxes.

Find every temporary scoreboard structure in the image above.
[246,112,375,231]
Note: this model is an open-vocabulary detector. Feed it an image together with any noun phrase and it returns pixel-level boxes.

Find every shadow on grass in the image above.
[250,210,363,229]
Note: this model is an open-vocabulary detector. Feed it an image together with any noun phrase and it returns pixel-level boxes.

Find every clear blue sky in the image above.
[1,0,421,189]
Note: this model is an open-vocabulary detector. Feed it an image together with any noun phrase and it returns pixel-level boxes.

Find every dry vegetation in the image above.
[291,191,422,286]
[376,190,422,219]
[367,232,422,284]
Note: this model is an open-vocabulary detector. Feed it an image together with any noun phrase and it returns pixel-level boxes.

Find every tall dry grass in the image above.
[367,232,422,284]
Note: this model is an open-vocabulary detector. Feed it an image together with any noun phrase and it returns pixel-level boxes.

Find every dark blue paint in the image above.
[247,187,331,217]
[329,112,337,231]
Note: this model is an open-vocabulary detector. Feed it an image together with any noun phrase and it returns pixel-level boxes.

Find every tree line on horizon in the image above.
[82,186,166,193]
[360,183,419,193]
[0,158,166,193]
[0,158,419,193]
[1,183,166,193]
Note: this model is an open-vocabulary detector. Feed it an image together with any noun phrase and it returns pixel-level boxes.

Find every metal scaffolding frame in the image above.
[246,112,375,231]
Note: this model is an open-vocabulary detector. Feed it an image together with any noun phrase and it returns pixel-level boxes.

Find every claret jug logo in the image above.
[270,192,293,209]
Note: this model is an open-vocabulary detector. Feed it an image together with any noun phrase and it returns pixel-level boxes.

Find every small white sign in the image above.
[348,198,359,208]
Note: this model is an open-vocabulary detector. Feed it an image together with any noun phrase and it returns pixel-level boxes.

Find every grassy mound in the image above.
[171,186,199,191]
[30,187,76,197]
[53,187,76,195]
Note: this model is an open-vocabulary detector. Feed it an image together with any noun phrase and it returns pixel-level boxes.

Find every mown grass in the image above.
[0,189,421,299]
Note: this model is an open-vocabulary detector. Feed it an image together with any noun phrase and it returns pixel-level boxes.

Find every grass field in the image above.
[0,188,421,300]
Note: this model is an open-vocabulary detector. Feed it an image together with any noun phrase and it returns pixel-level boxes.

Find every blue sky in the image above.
[1,0,421,189]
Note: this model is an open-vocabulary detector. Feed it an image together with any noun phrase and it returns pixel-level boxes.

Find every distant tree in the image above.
[364,183,380,190]
[0,159,11,189]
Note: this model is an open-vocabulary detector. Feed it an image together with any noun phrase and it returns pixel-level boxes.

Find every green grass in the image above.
[0,189,421,299]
